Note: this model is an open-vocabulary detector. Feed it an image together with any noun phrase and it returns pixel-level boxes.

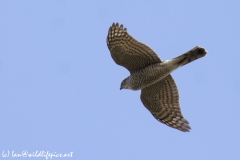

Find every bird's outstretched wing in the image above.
[107,23,161,73]
[140,75,191,132]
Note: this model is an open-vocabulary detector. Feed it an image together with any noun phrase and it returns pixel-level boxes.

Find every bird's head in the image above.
[120,78,131,90]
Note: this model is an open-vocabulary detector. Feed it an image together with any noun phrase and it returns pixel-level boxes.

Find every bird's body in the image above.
[107,23,207,132]
[121,46,206,90]
[121,62,172,90]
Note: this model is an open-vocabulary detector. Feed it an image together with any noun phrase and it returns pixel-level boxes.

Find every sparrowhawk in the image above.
[106,23,207,132]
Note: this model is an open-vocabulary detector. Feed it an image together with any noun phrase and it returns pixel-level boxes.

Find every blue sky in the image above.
[0,1,240,159]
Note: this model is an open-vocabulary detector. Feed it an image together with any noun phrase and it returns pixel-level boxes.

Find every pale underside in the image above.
[106,23,191,132]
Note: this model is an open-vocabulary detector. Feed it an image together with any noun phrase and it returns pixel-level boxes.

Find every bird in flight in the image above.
[106,23,207,132]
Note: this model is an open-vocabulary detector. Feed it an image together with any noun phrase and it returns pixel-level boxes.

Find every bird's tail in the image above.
[172,46,207,67]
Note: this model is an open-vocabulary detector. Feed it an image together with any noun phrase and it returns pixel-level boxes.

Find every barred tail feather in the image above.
[174,46,207,67]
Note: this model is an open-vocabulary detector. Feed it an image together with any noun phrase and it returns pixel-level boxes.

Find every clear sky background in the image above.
[0,1,240,160]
